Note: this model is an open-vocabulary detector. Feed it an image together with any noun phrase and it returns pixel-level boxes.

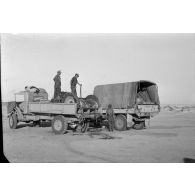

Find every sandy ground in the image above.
[2,104,195,162]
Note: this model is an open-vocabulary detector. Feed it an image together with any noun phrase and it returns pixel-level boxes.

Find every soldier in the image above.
[70,73,82,100]
[53,70,61,100]
[106,104,115,131]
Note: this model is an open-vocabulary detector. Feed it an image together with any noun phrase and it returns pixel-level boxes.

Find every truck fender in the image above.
[15,107,24,120]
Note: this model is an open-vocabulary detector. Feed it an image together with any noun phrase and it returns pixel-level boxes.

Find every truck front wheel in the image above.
[114,114,127,131]
[52,115,68,134]
[9,113,18,129]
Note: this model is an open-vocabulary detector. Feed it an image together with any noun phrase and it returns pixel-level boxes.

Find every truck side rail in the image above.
[101,108,135,114]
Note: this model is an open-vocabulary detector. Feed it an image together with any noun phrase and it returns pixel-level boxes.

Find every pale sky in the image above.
[1,33,195,104]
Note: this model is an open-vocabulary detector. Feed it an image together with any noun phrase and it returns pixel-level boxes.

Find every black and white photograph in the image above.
[1,0,195,194]
[1,33,195,163]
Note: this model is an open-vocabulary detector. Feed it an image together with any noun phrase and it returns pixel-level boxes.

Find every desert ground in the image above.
[2,104,195,163]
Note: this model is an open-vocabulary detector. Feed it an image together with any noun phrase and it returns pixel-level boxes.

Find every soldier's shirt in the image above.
[106,108,114,118]
[70,76,78,88]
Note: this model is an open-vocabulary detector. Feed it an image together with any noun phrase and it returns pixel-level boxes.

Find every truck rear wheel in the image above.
[52,115,68,134]
[133,121,145,130]
[9,113,17,129]
[115,114,127,131]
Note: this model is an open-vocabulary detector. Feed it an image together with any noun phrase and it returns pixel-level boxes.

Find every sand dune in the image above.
[161,104,195,113]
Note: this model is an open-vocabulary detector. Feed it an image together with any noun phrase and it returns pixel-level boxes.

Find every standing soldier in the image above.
[53,70,61,100]
[70,73,82,101]
[106,104,115,131]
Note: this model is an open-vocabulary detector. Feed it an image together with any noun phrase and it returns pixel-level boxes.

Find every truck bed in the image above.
[101,104,159,115]
[28,102,77,115]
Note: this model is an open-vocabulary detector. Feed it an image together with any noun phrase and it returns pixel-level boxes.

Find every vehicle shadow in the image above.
[149,125,184,130]
[40,121,51,127]
[87,128,122,139]
[16,123,34,128]
[17,121,51,129]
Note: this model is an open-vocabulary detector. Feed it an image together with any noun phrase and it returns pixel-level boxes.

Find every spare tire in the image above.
[85,95,100,108]
[61,92,76,104]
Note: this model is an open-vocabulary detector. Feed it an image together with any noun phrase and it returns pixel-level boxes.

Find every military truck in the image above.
[93,80,160,130]
[7,88,100,134]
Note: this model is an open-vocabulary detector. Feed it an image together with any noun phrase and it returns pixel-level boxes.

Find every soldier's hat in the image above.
[75,73,79,76]
[57,70,61,74]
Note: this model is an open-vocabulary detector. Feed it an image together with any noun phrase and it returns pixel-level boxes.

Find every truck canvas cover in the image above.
[94,82,138,109]
[93,81,160,109]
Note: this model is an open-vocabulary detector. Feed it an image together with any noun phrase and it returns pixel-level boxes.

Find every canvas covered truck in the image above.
[7,80,160,134]
[93,80,160,130]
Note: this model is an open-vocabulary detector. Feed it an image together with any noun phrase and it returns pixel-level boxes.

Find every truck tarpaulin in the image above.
[94,81,160,109]
[94,82,138,109]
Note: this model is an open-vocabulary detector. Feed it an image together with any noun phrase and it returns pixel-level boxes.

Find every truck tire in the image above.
[9,113,17,129]
[76,121,89,133]
[62,93,76,104]
[133,121,145,130]
[115,114,127,131]
[52,115,68,134]
[85,95,100,108]
[80,122,89,133]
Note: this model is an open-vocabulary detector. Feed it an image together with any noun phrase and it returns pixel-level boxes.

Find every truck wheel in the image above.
[115,114,127,131]
[81,122,89,133]
[64,96,75,104]
[9,113,17,129]
[77,122,89,133]
[61,93,76,104]
[85,95,100,108]
[52,115,68,134]
[133,121,145,130]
